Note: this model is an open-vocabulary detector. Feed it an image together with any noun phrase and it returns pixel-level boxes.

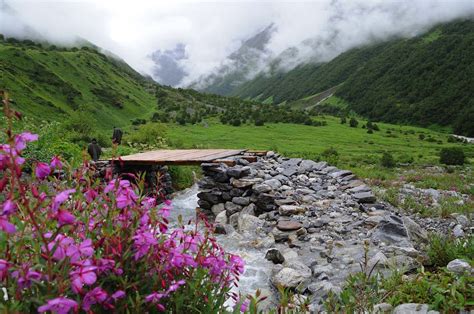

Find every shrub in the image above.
[427,234,473,267]
[418,134,425,140]
[372,124,380,131]
[340,117,346,124]
[349,117,358,128]
[439,147,465,165]
[321,147,339,165]
[381,152,396,168]
[126,123,168,146]
[0,106,246,312]
[367,129,373,134]
[254,118,264,126]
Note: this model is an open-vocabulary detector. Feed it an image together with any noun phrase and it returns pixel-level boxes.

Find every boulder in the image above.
[272,267,310,289]
[298,160,318,173]
[329,170,352,178]
[237,214,264,233]
[402,216,428,243]
[313,161,328,171]
[227,166,251,178]
[265,248,285,264]
[371,215,412,247]
[373,303,393,313]
[241,203,256,216]
[452,224,464,238]
[446,259,472,274]
[214,211,227,225]
[211,203,225,216]
[197,191,221,204]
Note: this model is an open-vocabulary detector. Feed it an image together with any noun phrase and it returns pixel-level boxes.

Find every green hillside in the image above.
[230,20,474,136]
[0,38,159,129]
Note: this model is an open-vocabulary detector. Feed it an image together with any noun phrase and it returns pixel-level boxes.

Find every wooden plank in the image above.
[116,149,246,166]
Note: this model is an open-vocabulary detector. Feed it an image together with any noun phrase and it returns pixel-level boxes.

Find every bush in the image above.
[254,118,264,126]
[439,147,465,165]
[381,152,396,168]
[340,117,346,124]
[367,129,373,134]
[418,134,425,140]
[321,147,339,165]
[0,111,246,312]
[349,117,358,128]
[126,123,168,146]
[427,234,473,267]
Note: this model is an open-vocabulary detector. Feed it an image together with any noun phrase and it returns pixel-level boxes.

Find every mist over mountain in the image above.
[151,43,188,86]
[189,24,276,94]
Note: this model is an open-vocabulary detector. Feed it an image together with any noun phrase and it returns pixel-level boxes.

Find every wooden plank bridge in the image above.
[117,149,251,166]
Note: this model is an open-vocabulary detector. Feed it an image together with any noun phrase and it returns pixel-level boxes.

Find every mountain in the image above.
[227,19,474,136]
[190,24,276,95]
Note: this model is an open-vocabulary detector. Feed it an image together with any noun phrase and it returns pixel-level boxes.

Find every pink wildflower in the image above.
[132,230,157,260]
[66,239,94,262]
[84,189,98,203]
[11,267,41,289]
[38,297,78,314]
[167,279,186,293]
[82,287,108,310]
[45,234,75,261]
[52,189,75,212]
[57,209,76,226]
[0,216,16,234]
[70,262,98,293]
[35,162,51,180]
[14,132,38,152]
[230,255,245,274]
[111,290,126,301]
[0,259,9,281]
[1,199,16,216]
[50,156,63,169]
[145,292,165,303]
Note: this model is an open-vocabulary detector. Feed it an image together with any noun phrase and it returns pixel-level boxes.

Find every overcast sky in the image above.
[2,0,474,85]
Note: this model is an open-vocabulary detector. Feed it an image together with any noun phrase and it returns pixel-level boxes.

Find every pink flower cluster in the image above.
[0,129,245,313]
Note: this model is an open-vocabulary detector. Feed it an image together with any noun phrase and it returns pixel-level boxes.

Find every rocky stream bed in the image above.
[171,152,473,313]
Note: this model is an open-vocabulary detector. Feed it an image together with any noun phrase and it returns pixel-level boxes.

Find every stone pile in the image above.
[196,152,473,311]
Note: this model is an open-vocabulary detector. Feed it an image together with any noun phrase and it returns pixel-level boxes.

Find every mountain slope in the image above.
[336,20,474,135]
[190,24,275,95]
[0,38,157,128]
[229,19,474,136]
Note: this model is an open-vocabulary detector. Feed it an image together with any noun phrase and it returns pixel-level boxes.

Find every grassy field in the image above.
[166,116,473,167]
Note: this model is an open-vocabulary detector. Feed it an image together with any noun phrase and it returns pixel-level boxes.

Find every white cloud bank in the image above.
[2,0,474,85]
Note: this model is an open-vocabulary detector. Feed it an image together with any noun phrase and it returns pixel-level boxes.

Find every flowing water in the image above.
[169,184,275,306]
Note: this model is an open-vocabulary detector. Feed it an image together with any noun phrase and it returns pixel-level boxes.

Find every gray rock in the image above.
[256,193,276,212]
[282,166,299,177]
[232,197,250,206]
[198,191,221,204]
[265,248,285,264]
[225,201,242,216]
[452,224,464,238]
[264,178,282,190]
[227,166,251,178]
[281,158,302,168]
[229,188,244,197]
[277,220,303,231]
[402,216,428,243]
[272,227,292,242]
[329,170,352,178]
[372,215,412,247]
[313,161,328,171]
[298,160,318,173]
[393,303,430,314]
[347,185,371,193]
[373,303,393,313]
[241,203,256,216]
[229,212,239,228]
[211,203,225,216]
[231,177,263,188]
[214,211,227,225]
[272,267,310,289]
[307,281,341,299]
[446,259,472,274]
[353,191,376,203]
[238,214,264,233]
[279,205,305,216]
[453,214,470,227]
[253,183,272,193]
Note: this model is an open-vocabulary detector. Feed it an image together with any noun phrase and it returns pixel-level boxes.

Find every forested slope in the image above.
[231,20,474,136]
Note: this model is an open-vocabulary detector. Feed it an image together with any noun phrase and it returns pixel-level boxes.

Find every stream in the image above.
[169,184,275,307]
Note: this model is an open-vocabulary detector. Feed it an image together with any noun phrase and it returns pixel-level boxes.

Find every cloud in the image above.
[2,0,474,86]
